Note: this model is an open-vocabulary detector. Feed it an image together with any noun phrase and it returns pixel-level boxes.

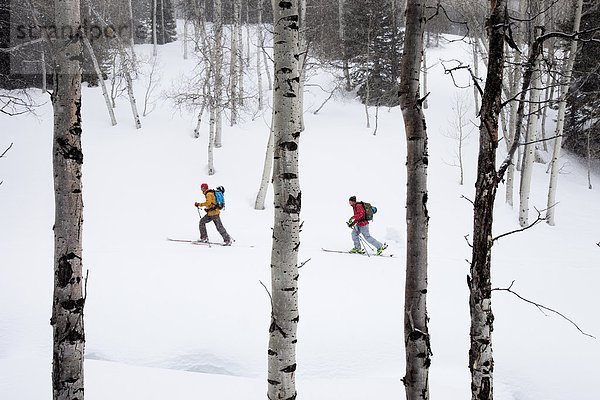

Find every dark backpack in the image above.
[360,201,378,221]
[209,186,226,210]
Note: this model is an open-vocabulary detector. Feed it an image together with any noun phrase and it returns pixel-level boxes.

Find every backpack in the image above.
[209,186,226,210]
[360,201,378,221]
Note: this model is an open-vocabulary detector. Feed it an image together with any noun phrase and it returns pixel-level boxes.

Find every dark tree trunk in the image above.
[468,1,508,400]
[51,0,86,399]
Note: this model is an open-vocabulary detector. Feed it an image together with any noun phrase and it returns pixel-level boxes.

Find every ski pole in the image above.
[357,229,372,257]
[196,207,211,248]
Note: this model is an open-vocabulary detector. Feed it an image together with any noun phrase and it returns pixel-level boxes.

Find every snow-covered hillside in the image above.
[1,28,599,400]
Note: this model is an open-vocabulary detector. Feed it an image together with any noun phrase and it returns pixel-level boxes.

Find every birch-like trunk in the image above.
[472,40,480,112]
[298,0,307,132]
[183,20,189,60]
[546,0,584,225]
[214,0,223,148]
[238,0,245,107]
[505,0,526,206]
[468,1,507,399]
[122,52,142,129]
[51,0,85,398]
[87,4,141,129]
[152,0,157,56]
[339,0,351,90]
[399,1,430,399]
[267,1,302,399]
[126,0,135,53]
[519,11,545,227]
[421,43,428,109]
[254,122,274,210]
[505,47,521,207]
[256,0,265,110]
[262,32,273,91]
[229,0,240,126]
[41,48,47,92]
[82,37,117,126]
[208,97,216,175]
[364,15,371,128]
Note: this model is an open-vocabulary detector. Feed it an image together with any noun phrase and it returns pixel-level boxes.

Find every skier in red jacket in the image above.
[347,195,387,255]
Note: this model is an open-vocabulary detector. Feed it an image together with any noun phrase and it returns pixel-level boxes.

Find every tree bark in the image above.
[468,2,509,400]
[214,0,223,147]
[267,1,302,399]
[255,122,274,210]
[51,0,85,399]
[152,0,158,56]
[338,0,351,91]
[82,36,117,126]
[399,1,431,399]
[546,0,584,225]
[519,5,545,227]
[256,0,265,110]
[230,0,240,126]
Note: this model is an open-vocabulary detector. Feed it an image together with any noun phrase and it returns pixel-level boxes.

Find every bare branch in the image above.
[0,143,13,158]
[493,280,596,339]
[464,234,472,248]
[461,195,475,206]
[298,258,311,269]
[259,280,274,312]
[0,38,44,53]
[492,207,547,242]
[519,134,563,147]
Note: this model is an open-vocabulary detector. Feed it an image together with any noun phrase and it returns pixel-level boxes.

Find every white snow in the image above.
[1,27,599,400]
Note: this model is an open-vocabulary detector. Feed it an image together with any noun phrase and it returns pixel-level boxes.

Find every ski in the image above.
[167,238,253,248]
[321,248,395,258]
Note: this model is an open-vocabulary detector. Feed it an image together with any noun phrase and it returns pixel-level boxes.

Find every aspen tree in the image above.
[519,2,545,227]
[399,1,431,399]
[214,0,224,147]
[547,0,584,225]
[51,0,86,398]
[267,0,302,399]
[468,1,509,399]
[230,0,240,126]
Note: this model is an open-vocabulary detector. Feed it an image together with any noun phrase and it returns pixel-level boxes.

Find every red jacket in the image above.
[351,202,369,227]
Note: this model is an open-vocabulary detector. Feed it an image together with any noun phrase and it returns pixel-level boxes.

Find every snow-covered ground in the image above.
[1,27,599,400]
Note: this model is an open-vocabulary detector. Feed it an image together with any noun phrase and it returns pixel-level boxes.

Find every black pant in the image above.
[199,214,231,242]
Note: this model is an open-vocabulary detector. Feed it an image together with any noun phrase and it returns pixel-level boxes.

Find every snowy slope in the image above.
[1,30,599,400]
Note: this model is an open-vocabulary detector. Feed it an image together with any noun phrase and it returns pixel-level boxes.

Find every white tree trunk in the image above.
[127,0,135,52]
[82,36,117,126]
[183,20,189,60]
[152,0,158,56]
[238,0,245,106]
[41,49,47,92]
[229,0,240,126]
[122,52,142,129]
[298,0,307,131]
[519,17,545,227]
[208,98,216,175]
[214,0,223,147]
[505,48,522,207]
[399,1,431,399]
[472,40,480,112]
[254,122,274,210]
[267,1,302,399]
[421,43,428,109]
[546,0,584,225]
[338,0,351,90]
[51,0,85,399]
[261,30,273,91]
[256,0,266,108]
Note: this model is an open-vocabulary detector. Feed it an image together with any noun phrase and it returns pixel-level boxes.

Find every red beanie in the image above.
[201,183,208,191]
